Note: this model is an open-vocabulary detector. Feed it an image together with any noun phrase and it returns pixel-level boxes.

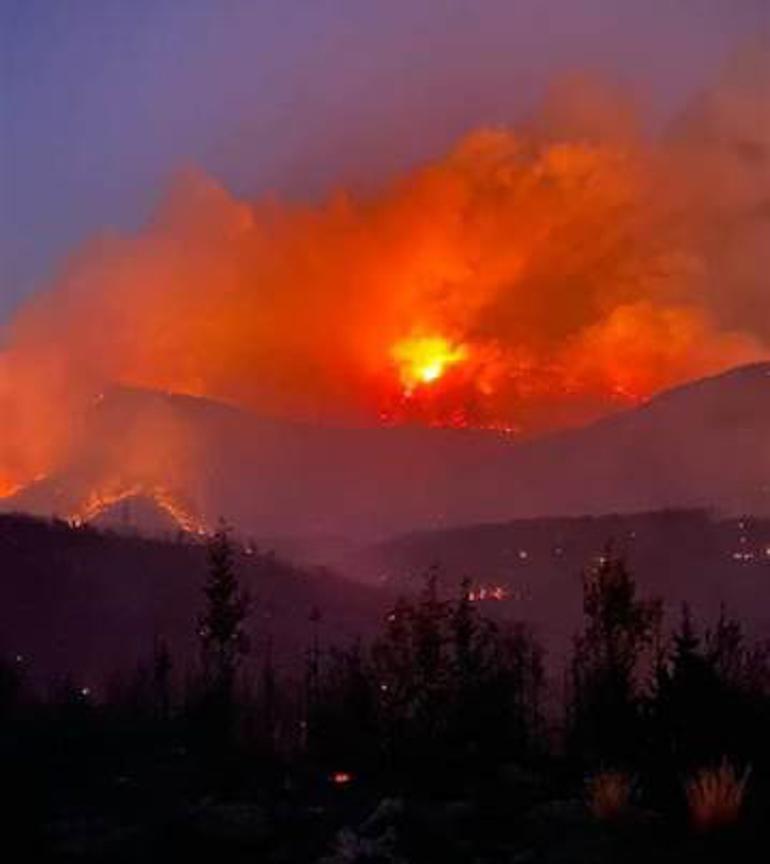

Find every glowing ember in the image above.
[391,336,468,394]
[330,771,354,785]
[468,585,509,602]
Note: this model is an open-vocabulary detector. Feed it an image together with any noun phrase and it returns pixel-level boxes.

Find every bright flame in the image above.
[0,481,24,499]
[68,483,207,535]
[0,53,768,501]
[392,336,469,394]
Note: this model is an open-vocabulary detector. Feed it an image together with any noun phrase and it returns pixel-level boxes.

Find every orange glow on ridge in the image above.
[67,482,207,535]
[0,59,768,505]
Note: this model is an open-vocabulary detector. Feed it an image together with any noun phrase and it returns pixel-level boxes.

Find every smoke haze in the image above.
[1,44,768,503]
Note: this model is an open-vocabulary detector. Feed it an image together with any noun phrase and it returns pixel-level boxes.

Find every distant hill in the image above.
[1,510,767,691]
[0,514,385,693]
[348,508,770,662]
[3,363,769,540]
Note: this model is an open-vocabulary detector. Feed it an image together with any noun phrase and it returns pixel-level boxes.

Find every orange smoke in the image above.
[0,55,768,511]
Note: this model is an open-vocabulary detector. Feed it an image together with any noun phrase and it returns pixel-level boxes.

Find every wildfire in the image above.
[68,483,143,526]
[468,584,509,602]
[0,58,767,501]
[152,486,208,535]
[0,480,24,499]
[67,483,207,535]
[391,336,469,395]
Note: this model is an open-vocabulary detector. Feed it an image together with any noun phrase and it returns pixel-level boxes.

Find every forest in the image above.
[3,523,769,862]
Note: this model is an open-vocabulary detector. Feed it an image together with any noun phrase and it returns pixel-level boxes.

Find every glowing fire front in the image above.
[0,62,767,501]
[391,336,469,394]
[68,484,207,535]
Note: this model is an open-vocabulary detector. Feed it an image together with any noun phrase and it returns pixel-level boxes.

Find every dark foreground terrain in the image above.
[2,513,770,862]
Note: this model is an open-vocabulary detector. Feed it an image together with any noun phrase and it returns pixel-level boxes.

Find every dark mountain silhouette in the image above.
[1,509,767,690]
[0,513,385,692]
[351,508,770,663]
[2,363,768,542]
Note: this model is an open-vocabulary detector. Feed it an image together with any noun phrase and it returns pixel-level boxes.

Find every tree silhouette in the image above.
[198,521,250,697]
[569,552,660,764]
[651,604,770,771]
[194,521,250,763]
[370,568,543,783]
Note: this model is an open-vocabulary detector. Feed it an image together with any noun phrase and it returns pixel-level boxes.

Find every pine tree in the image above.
[569,551,660,764]
[371,570,544,779]
[651,604,770,769]
[198,522,250,699]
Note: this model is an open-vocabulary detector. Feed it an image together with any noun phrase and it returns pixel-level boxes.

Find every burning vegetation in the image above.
[0,50,768,516]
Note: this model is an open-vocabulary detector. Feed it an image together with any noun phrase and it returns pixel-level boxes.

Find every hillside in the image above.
[0,514,385,691]
[1,509,768,690]
[2,363,769,541]
[353,509,770,661]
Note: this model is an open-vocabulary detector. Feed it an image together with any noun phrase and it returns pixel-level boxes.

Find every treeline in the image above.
[2,526,770,848]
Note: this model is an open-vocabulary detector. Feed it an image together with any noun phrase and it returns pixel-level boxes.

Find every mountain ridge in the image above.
[2,362,768,539]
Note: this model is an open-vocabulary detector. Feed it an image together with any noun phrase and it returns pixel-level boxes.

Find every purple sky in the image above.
[1,0,767,320]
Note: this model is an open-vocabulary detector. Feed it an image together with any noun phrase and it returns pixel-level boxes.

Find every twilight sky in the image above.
[1,0,767,320]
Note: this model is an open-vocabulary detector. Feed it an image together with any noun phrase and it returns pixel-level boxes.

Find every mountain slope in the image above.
[2,510,767,689]
[0,513,384,690]
[353,508,770,660]
[2,363,769,539]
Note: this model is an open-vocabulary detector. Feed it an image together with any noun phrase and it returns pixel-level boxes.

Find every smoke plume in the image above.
[1,47,768,504]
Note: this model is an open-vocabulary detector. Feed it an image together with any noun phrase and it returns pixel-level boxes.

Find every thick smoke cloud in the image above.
[1,48,768,499]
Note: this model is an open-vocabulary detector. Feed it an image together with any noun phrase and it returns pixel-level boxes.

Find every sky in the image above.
[1,0,768,320]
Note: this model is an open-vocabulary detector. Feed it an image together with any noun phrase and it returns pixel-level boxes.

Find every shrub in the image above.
[685,759,751,832]
[586,770,633,822]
